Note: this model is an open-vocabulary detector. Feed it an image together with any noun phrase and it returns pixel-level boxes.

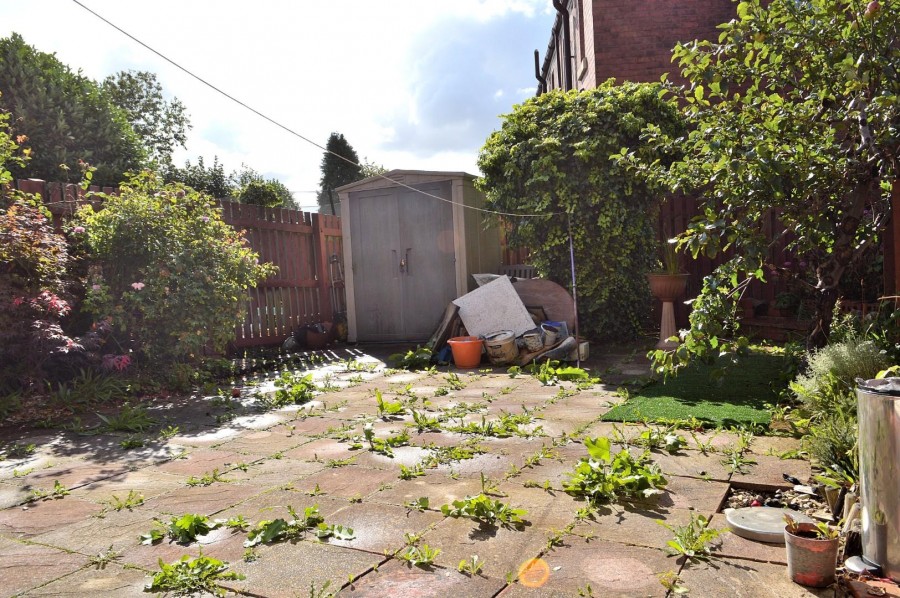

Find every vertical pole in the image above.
[567,213,581,367]
[887,180,900,303]
[312,213,334,323]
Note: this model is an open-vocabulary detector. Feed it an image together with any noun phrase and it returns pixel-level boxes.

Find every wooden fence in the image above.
[219,201,344,348]
[12,179,345,350]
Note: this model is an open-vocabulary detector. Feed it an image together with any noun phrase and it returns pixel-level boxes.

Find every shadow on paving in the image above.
[0,342,815,597]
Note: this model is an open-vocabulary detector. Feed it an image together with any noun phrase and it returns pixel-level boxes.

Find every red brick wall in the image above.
[591,0,736,84]
[542,0,737,91]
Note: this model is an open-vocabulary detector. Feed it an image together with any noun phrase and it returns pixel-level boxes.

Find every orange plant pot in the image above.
[447,336,484,369]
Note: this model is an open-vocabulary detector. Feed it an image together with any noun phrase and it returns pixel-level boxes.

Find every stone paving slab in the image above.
[214,428,309,456]
[573,505,702,551]
[0,453,79,483]
[730,453,812,489]
[68,468,186,504]
[142,481,264,516]
[117,527,248,572]
[147,447,248,477]
[220,455,325,487]
[707,512,788,564]
[369,472,485,509]
[291,465,399,500]
[746,434,804,457]
[28,504,164,555]
[326,501,446,555]
[648,448,735,482]
[0,480,33,509]
[0,535,91,597]
[224,539,385,598]
[23,459,132,492]
[497,538,674,597]
[19,562,149,597]
[420,515,550,580]
[0,496,104,538]
[212,487,352,523]
[678,556,834,597]
[342,560,507,597]
[630,474,731,515]
[493,484,585,530]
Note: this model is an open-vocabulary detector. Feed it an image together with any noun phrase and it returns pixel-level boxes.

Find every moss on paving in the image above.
[602,352,786,427]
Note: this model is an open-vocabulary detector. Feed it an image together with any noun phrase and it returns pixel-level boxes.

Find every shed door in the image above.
[398,182,456,339]
[349,181,456,341]
[349,189,402,341]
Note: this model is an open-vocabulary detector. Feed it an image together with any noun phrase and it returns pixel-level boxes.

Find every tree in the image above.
[478,82,685,340]
[0,33,145,186]
[361,157,387,179]
[233,165,296,209]
[102,70,191,166]
[163,156,233,198]
[618,0,900,372]
[318,132,363,215]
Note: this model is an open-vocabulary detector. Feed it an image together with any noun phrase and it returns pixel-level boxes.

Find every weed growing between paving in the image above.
[440,493,529,528]
[398,543,441,568]
[146,553,245,597]
[458,554,486,576]
[657,513,725,561]
[244,504,355,546]
[563,437,667,504]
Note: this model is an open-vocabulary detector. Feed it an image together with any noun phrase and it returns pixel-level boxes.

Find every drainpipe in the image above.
[534,50,547,95]
[552,0,573,90]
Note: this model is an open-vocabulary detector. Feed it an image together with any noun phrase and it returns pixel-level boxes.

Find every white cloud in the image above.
[1,0,551,200]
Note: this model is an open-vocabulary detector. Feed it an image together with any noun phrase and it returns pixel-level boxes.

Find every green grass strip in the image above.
[602,352,786,428]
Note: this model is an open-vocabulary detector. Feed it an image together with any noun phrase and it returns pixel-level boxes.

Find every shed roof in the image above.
[335,169,477,194]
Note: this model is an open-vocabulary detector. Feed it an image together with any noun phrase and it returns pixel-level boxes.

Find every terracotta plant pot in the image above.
[784,523,839,587]
[647,273,689,349]
[647,273,689,301]
[305,322,334,350]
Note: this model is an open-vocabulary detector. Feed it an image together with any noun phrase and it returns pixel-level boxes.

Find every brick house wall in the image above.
[539,0,736,92]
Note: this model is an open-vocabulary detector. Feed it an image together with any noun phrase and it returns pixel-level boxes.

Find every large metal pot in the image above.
[857,378,900,581]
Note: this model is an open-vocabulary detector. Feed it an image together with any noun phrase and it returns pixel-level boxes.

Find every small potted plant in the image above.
[647,240,689,349]
[783,513,840,588]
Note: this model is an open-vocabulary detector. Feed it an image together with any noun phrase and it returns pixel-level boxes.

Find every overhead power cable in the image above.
[70,0,563,219]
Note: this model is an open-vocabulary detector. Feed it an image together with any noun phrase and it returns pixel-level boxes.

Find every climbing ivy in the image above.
[477,81,685,340]
[617,0,900,367]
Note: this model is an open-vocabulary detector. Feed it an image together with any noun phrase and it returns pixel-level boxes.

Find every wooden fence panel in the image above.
[220,200,341,349]
[11,179,344,350]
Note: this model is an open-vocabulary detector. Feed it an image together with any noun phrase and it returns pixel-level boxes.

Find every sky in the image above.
[2,1,554,209]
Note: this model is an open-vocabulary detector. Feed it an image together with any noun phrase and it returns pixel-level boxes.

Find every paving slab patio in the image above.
[678,556,834,597]
[0,346,837,597]
[18,562,149,597]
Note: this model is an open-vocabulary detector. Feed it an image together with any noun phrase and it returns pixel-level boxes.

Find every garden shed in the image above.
[337,170,500,342]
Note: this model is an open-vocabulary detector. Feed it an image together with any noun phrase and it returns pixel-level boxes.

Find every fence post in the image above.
[17,178,46,199]
[312,213,334,323]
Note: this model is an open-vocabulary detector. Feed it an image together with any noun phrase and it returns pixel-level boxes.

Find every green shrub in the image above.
[478,81,685,340]
[802,403,858,480]
[791,335,890,415]
[239,180,283,208]
[75,172,275,367]
[0,100,77,392]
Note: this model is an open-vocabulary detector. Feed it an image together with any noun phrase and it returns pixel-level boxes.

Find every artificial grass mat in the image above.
[601,352,786,428]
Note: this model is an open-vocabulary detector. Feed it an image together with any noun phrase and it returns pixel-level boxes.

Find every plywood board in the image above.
[512,279,576,331]
[452,276,535,338]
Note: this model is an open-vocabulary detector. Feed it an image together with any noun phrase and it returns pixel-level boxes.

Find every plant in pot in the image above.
[784,513,840,588]
[647,241,689,349]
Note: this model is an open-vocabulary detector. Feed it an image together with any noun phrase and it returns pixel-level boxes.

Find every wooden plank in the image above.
[311,213,333,322]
